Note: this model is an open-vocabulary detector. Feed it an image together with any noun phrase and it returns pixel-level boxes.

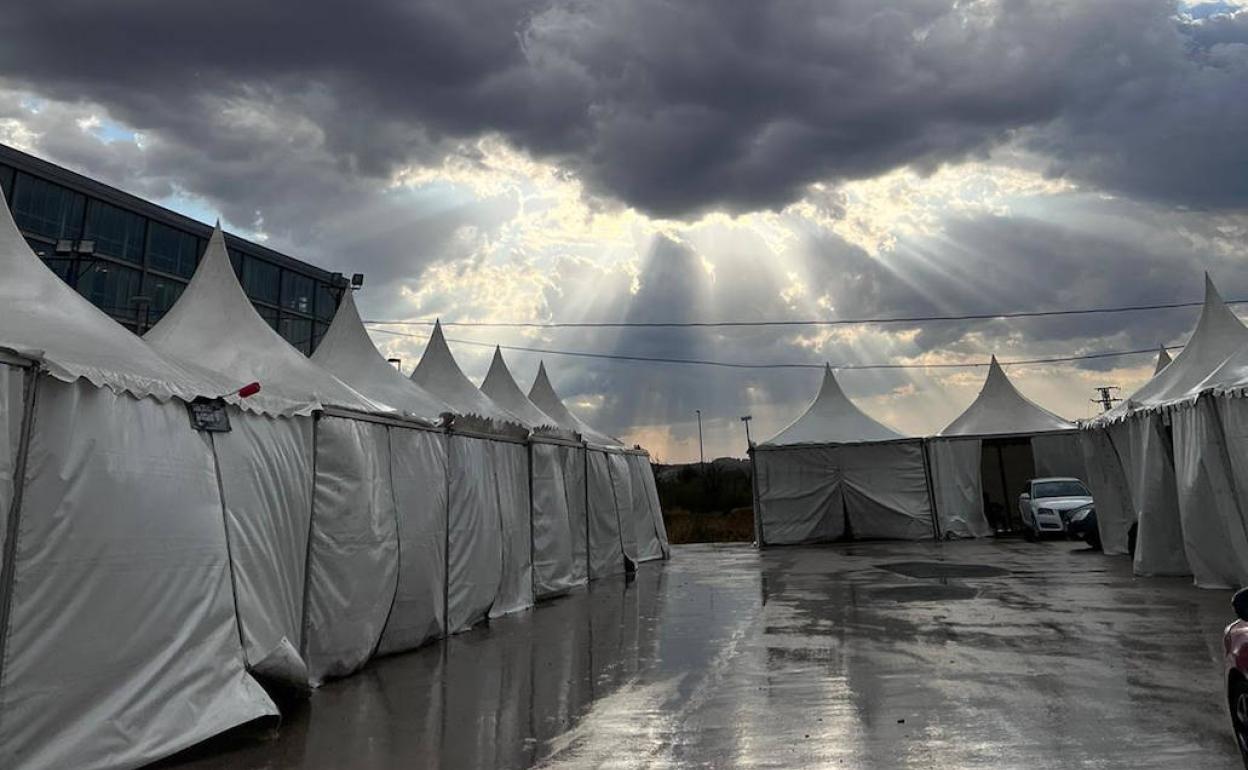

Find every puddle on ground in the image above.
[876,561,1009,579]
[868,584,979,602]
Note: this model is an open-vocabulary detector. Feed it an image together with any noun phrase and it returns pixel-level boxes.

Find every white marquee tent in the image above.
[529,363,669,573]
[0,199,276,769]
[1082,277,1248,587]
[410,323,533,630]
[754,365,936,545]
[931,357,1080,537]
[480,349,584,598]
[147,225,401,688]
[311,290,452,654]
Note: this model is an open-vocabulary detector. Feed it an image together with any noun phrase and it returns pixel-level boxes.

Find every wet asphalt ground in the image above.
[162,539,1241,769]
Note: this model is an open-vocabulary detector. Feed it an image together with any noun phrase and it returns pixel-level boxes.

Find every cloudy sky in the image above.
[2,0,1246,461]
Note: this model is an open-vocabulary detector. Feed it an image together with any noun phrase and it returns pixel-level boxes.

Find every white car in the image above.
[1018,477,1094,540]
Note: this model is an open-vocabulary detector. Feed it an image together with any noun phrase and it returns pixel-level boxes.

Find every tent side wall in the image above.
[607,452,640,564]
[561,445,590,585]
[209,411,314,686]
[637,454,671,556]
[0,374,275,770]
[626,453,666,562]
[531,440,577,598]
[303,416,400,686]
[839,440,935,540]
[927,437,991,538]
[489,440,534,617]
[1125,412,1190,577]
[1171,397,1248,588]
[754,444,845,545]
[1031,433,1088,480]
[377,424,448,655]
[1077,427,1134,555]
[447,434,503,632]
[587,449,626,577]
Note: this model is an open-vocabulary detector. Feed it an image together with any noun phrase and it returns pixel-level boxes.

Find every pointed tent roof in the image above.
[145,224,382,417]
[1108,276,1248,416]
[1153,345,1173,375]
[480,348,575,439]
[409,321,526,435]
[311,290,450,425]
[940,356,1073,436]
[763,365,903,446]
[0,188,229,401]
[527,361,621,446]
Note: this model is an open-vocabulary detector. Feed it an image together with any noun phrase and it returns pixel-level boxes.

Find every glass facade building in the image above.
[0,143,347,354]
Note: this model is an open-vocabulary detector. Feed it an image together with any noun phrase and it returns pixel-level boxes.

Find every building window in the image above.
[312,321,330,352]
[228,248,244,279]
[147,222,200,277]
[244,258,281,305]
[142,274,186,322]
[257,305,279,332]
[280,315,313,355]
[77,262,141,322]
[0,164,13,202]
[11,172,85,240]
[315,282,339,321]
[84,199,146,264]
[29,236,71,280]
[282,270,314,315]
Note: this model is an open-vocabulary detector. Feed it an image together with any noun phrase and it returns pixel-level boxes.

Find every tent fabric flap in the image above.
[447,435,503,632]
[1171,398,1248,588]
[304,416,400,686]
[587,449,626,578]
[0,361,27,575]
[840,441,934,540]
[1076,427,1134,555]
[377,426,448,655]
[1127,412,1191,577]
[561,445,590,585]
[627,453,666,562]
[489,441,534,617]
[0,378,275,770]
[608,452,640,563]
[755,445,845,545]
[1031,433,1088,480]
[531,442,577,598]
[209,412,315,687]
[929,438,991,538]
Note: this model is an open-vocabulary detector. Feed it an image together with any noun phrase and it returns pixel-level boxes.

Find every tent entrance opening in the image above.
[980,438,1035,532]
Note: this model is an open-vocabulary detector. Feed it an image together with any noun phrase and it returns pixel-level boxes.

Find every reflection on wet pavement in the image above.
[162,540,1241,769]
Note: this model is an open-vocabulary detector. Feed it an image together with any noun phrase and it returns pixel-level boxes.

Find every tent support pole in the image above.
[527,440,535,598]
[0,366,41,697]
[207,432,248,653]
[750,445,765,549]
[921,439,942,541]
[298,415,320,659]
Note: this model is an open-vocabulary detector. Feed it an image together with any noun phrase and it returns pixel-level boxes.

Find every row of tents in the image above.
[753,355,1084,546]
[755,273,1248,593]
[0,193,669,770]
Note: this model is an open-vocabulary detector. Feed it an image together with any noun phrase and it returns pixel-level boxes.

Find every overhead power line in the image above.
[363,297,1241,329]
[369,327,1180,371]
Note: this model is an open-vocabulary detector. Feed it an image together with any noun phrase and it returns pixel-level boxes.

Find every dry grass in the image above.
[664,506,755,544]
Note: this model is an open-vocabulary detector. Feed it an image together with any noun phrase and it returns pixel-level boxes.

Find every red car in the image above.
[1225,588,1248,767]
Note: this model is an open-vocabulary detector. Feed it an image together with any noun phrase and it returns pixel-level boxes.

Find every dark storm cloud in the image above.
[0,0,1246,221]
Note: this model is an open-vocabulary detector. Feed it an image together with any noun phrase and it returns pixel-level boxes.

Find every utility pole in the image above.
[740,415,753,449]
[1092,385,1122,413]
[695,409,705,467]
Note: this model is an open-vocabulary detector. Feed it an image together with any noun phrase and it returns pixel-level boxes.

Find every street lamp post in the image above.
[695,409,705,468]
[740,415,753,448]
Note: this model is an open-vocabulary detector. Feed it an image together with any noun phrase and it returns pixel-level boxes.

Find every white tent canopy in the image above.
[0,192,233,403]
[0,195,277,769]
[940,356,1073,436]
[312,290,449,424]
[1154,345,1173,375]
[529,362,621,446]
[410,321,525,435]
[481,347,572,440]
[763,365,903,445]
[146,225,381,417]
